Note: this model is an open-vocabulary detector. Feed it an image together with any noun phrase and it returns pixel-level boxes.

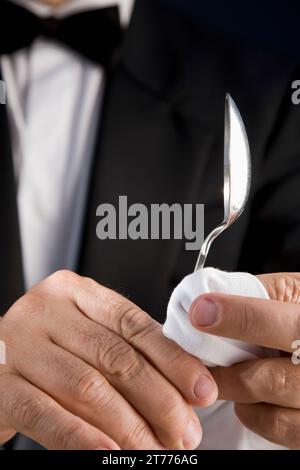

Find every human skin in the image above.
[190,272,300,449]
[0,270,218,450]
[32,0,68,5]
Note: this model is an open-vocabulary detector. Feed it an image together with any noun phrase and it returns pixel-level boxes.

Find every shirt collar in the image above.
[9,0,135,27]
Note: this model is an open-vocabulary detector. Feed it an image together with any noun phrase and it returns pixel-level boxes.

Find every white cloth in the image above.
[1,0,135,289]
[163,268,284,450]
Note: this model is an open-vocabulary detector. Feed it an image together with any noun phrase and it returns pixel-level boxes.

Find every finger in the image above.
[211,357,300,408]
[0,374,119,450]
[42,271,217,407]
[258,272,300,303]
[189,292,300,352]
[47,307,202,450]
[0,429,16,445]
[235,403,300,449]
[13,338,164,450]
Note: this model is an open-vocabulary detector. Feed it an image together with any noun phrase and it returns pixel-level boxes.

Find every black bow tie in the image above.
[0,1,123,67]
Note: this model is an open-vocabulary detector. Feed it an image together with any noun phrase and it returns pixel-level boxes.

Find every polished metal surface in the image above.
[194,94,251,272]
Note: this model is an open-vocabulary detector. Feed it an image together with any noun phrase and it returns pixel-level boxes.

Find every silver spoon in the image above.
[194,93,251,272]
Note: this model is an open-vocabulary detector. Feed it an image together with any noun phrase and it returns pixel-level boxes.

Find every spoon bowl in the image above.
[194,94,251,272]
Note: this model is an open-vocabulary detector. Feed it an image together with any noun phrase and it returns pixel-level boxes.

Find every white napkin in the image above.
[163,268,284,450]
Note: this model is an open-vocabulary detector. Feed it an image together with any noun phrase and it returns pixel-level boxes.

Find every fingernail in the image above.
[182,419,202,450]
[194,374,216,400]
[192,298,219,327]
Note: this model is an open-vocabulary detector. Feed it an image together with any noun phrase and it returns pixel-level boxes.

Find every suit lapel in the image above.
[0,71,24,315]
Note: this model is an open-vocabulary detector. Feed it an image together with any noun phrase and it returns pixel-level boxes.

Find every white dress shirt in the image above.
[1,0,134,289]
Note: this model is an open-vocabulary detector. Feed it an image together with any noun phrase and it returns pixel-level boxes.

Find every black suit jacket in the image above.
[1,0,300,322]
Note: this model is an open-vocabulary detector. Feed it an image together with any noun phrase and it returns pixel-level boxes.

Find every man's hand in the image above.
[0,270,218,450]
[189,273,300,449]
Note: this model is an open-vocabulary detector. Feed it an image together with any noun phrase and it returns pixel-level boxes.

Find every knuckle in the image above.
[100,337,144,381]
[81,276,101,291]
[73,368,108,405]
[53,419,83,450]
[122,421,150,449]
[268,409,289,441]
[158,391,186,429]
[267,363,300,408]
[239,365,260,401]
[268,364,287,396]
[238,302,257,337]
[10,395,47,430]
[47,270,80,287]
[165,347,191,371]
[117,302,155,344]
[240,362,289,403]
[274,274,300,303]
